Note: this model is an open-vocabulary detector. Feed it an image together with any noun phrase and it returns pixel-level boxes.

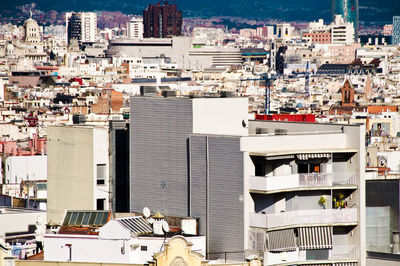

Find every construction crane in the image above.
[305,61,310,98]
[240,74,277,115]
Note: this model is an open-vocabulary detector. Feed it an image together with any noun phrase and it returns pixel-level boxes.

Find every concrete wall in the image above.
[93,127,110,211]
[47,126,95,225]
[0,210,46,240]
[44,234,205,265]
[108,37,192,69]
[241,133,349,154]
[192,98,248,137]
[5,156,47,184]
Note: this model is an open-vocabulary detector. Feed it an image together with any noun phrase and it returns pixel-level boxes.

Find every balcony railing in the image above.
[249,208,358,229]
[249,172,356,192]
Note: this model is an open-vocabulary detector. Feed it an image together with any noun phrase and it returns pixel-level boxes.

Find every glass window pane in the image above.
[63,212,71,226]
[88,212,96,225]
[97,164,106,185]
[69,212,78,225]
[94,212,103,225]
[82,212,90,225]
[76,212,84,225]
[101,212,109,225]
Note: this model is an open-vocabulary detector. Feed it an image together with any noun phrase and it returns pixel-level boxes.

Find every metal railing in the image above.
[249,172,357,192]
[249,208,358,229]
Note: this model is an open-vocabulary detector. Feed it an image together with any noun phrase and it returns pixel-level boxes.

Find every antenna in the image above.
[143,207,151,218]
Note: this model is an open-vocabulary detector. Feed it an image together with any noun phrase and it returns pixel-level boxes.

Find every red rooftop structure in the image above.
[255,114,316,123]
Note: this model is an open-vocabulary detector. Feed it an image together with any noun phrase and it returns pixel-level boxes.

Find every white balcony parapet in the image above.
[330,245,359,260]
[249,208,358,229]
[249,172,357,192]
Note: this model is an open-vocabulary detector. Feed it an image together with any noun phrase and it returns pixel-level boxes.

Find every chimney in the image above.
[152,212,166,235]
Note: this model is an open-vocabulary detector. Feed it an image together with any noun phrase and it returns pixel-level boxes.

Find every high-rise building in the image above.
[383,24,393,37]
[66,12,97,44]
[129,96,366,264]
[330,15,355,45]
[66,13,82,44]
[127,17,143,39]
[332,0,358,39]
[143,1,182,38]
[393,16,400,45]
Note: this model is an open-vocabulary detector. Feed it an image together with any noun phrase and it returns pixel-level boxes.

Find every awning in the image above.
[297,153,331,160]
[267,229,297,252]
[266,155,294,160]
[298,226,332,250]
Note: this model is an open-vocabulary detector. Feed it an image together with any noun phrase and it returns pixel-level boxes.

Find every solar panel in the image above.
[62,211,110,227]
[117,217,153,235]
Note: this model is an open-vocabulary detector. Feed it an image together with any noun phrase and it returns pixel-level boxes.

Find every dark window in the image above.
[141,246,147,251]
[96,198,105,211]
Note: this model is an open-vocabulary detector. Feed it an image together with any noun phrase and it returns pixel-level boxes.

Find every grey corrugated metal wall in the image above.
[189,135,207,236]
[130,97,193,217]
[190,135,244,260]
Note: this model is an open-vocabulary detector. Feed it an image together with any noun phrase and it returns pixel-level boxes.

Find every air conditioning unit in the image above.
[275,129,287,135]
[256,128,268,134]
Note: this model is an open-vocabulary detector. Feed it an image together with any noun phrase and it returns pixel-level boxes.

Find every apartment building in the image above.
[129,96,365,265]
[66,12,97,43]
[246,121,365,265]
[127,17,143,39]
[331,15,355,45]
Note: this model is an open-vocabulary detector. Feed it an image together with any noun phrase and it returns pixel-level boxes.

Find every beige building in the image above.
[23,17,41,43]
[47,125,110,225]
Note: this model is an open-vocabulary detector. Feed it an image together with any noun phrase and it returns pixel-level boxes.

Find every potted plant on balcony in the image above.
[318,196,327,209]
[333,193,345,209]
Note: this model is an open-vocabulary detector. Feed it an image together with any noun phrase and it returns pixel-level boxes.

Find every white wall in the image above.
[0,210,46,239]
[241,133,349,154]
[93,127,110,211]
[44,234,206,264]
[5,156,47,184]
[192,98,248,136]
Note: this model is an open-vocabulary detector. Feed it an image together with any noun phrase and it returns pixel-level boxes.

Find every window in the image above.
[97,198,105,210]
[97,164,106,185]
[141,246,147,251]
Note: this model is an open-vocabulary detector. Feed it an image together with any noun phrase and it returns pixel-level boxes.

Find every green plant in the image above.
[318,196,327,208]
[333,193,345,209]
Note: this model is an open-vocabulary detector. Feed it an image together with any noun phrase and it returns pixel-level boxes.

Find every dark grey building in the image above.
[67,13,82,44]
[129,96,248,259]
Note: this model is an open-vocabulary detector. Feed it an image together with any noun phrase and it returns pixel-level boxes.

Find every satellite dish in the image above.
[143,207,151,218]
[162,221,169,233]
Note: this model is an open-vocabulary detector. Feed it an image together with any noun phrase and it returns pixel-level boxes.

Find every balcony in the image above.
[265,245,359,265]
[249,172,357,193]
[249,208,358,229]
